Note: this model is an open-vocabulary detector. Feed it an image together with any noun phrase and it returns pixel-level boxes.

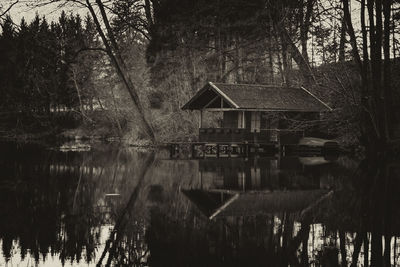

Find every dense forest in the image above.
[0,13,97,115]
[1,0,400,151]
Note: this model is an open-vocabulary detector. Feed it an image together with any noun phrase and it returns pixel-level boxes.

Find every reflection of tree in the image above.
[0,143,155,265]
[143,156,400,266]
[312,156,400,266]
[145,206,314,266]
[0,144,106,264]
[2,143,400,266]
[97,152,155,266]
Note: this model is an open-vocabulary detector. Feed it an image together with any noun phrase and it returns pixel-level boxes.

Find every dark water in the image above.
[0,142,399,266]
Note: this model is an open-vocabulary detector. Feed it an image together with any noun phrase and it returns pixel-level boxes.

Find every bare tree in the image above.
[343,0,396,151]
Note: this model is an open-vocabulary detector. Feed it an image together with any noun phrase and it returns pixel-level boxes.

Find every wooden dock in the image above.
[168,140,338,159]
[169,142,277,158]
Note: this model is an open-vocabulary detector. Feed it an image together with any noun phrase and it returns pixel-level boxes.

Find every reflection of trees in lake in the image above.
[96,156,200,266]
[313,157,400,266]
[0,143,200,266]
[0,156,100,263]
[0,143,158,265]
[142,157,339,266]
[2,142,400,266]
[146,207,315,266]
[144,156,400,266]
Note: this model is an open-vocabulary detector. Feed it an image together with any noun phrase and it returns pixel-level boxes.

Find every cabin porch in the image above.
[198,109,306,145]
[198,127,305,145]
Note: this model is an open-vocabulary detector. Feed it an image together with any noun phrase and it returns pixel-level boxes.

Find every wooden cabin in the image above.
[182,82,332,145]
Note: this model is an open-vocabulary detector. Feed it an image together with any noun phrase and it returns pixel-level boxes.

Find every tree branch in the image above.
[0,0,19,18]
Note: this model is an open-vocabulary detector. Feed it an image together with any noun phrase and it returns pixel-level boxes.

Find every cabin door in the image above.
[250,112,260,132]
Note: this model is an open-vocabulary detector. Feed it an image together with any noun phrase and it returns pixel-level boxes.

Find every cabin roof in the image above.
[181,82,332,112]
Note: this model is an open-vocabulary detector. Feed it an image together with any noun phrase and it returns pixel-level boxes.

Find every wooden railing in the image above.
[198,128,304,144]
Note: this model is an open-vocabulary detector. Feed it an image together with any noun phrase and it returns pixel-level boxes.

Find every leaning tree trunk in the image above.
[267,6,316,86]
[86,0,156,142]
[278,25,316,86]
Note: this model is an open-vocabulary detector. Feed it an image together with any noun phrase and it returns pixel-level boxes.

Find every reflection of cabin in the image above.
[182,156,336,219]
[182,82,332,144]
[182,189,329,219]
[198,157,334,192]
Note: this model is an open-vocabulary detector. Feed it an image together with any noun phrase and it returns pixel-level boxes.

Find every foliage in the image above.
[0,13,98,129]
[2,0,400,145]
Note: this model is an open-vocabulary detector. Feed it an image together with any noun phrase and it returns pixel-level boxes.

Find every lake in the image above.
[0,141,399,266]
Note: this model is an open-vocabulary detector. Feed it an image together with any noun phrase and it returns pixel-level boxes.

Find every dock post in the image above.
[216,144,220,158]
[169,144,174,158]
[191,143,196,159]
[199,170,203,189]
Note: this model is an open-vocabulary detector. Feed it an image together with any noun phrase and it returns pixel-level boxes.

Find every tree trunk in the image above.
[364,234,369,266]
[339,230,347,266]
[143,0,154,28]
[71,67,85,117]
[344,0,380,149]
[86,0,156,142]
[235,34,243,83]
[383,0,393,139]
[278,25,316,85]
[373,0,386,143]
[338,16,346,62]
[350,232,363,267]
[280,32,290,86]
[343,0,362,71]
[267,15,275,83]
[300,0,314,63]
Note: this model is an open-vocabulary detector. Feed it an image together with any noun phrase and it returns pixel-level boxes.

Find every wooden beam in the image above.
[209,193,240,220]
[204,108,239,112]
[209,82,239,108]
[300,86,332,111]
[204,108,326,113]
[199,110,203,128]
[203,95,220,109]
[181,84,210,110]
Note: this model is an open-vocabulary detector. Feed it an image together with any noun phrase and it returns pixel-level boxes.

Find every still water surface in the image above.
[0,142,399,266]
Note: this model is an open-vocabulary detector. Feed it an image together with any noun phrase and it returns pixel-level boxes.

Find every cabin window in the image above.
[238,111,245,129]
[250,112,260,132]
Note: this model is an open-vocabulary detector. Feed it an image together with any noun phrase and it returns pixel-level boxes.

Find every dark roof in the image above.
[182,82,331,112]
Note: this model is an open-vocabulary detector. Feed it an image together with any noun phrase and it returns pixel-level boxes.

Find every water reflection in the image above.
[0,142,158,266]
[0,142,399,266]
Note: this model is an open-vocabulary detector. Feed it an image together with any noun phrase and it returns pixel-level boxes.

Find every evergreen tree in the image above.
[0,15,18,111]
